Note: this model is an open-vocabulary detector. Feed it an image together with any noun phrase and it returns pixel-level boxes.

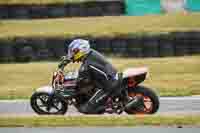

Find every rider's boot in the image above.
[79,89,109,114]
[125,95,145,111]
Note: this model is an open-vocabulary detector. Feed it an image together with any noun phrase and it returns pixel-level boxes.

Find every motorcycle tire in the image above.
[30,92,68,115]
[125,85,159,114]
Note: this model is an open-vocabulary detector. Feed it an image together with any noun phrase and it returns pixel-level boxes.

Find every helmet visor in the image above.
[68,48,80,61]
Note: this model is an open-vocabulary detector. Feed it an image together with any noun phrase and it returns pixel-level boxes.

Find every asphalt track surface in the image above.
[0,127,200,133]
[0,96,200,115]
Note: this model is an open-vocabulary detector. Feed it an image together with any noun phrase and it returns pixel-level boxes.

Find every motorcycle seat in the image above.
[122,67,148,78]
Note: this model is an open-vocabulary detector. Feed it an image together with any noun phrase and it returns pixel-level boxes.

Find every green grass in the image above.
[1,13,200,39]
[0,56,200,99]
[0,115,200,127]
[0,0,93,5]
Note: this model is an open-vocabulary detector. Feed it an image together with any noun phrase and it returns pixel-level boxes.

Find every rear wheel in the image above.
[125,86,159,114]
[30,92,68,115]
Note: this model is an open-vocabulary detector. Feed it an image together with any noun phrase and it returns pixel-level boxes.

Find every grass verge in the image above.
[0,56,200,99]
[1,13,200,39]
[0,115,200,127]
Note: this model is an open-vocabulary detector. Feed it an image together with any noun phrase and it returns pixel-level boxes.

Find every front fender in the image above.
[35,86,54,94]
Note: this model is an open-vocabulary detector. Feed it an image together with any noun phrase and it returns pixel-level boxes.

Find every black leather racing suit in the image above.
[79,49,117,91]
[77,49,119,114]
[58,49,119,114]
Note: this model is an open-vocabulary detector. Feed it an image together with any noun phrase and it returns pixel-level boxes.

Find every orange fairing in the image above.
[128,77,136,87]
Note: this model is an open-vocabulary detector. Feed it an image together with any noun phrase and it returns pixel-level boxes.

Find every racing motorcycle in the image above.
[30,61,159,115]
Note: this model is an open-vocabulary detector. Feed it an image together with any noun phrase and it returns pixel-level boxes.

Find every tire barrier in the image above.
[0,40,14,62]
[0,1,124,19]
[0,31,200,62]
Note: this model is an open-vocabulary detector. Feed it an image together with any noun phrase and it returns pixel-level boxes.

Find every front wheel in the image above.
[30,92,68,115]
[125,86,159,114]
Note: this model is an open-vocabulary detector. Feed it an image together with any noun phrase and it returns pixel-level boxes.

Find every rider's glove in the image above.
[58,56,71,70]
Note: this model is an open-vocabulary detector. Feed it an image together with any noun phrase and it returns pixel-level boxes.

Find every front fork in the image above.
[46,92,55,111]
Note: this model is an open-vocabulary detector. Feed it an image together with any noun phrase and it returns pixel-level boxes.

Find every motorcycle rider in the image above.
[57,39,121,114]
[58,39,143,114]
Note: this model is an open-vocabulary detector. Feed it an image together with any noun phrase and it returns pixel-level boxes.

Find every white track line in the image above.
[160,96,200,100]
[0,100,28,102]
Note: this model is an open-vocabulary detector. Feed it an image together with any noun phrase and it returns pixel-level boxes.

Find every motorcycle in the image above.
[30,61,159,115]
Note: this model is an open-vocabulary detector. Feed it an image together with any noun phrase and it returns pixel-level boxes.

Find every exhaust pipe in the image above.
[125,96,144,111]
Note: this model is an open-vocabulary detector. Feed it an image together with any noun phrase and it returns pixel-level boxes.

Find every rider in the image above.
[58,39,119,114]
